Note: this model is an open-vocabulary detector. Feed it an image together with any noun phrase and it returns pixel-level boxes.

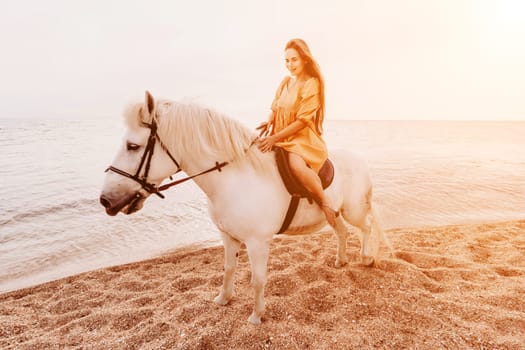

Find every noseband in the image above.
[105,118,228,199]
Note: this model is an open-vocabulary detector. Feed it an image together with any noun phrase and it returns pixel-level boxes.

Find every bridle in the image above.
[105,117,228,199]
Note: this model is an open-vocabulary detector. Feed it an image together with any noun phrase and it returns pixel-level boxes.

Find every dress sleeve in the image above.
[271,76,290,112]
[295,78,320,128]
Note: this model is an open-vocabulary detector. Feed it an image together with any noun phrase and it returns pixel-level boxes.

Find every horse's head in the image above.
[100,91,180,216]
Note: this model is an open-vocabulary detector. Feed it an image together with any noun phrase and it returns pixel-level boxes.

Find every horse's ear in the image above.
[143,90,156,122]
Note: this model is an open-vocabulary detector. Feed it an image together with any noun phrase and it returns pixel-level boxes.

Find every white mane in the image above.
[126,99,272,174]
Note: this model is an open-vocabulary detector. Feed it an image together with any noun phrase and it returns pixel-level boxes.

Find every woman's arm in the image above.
[257,77,288,135]
[258,119,306,152]
[256,111,276,137]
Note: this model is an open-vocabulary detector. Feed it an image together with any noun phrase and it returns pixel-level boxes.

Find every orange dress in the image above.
[271,76,328,173]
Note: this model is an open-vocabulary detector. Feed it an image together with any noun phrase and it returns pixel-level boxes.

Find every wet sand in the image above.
[1,220,524,349]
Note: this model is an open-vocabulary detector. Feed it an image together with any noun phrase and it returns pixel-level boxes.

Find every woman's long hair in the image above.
[285,38,325,134]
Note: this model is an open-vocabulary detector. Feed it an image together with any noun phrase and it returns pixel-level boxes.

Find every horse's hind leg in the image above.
[214,231,241,306]
[357,215,375,266]
[332,217,349,268]
[342,187,375,266]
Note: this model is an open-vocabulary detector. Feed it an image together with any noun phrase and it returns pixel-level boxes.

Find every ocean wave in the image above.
[0,198,98,227]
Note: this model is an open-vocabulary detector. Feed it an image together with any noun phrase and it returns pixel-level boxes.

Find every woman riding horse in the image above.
[258,38,339,227]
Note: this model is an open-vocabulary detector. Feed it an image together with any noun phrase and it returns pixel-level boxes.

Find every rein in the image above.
[105,117,230,199]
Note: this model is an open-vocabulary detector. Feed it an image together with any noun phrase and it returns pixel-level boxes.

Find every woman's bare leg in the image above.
[288,152,338,226]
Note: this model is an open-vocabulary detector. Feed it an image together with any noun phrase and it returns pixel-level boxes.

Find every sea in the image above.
[1,118,524,293]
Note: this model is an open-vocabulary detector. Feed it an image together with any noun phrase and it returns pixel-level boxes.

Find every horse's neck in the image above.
[183,149,277,200]
[176,142,230,195]
[161,105,274,197]
[184,160,234,199]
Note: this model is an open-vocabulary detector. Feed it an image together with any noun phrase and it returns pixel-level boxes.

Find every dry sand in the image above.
[1,220,524,349]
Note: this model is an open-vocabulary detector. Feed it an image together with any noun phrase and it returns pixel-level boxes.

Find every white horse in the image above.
[100,91,389,324]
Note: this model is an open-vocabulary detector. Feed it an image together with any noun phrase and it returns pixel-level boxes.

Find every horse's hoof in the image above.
[248,312,262,325]
[361,256,374,267]
[214,294,230,306]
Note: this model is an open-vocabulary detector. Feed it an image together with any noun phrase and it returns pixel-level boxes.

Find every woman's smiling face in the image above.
[285,48,305,78]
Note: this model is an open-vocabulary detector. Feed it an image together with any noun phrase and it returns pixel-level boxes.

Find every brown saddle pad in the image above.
[274,146,335,204]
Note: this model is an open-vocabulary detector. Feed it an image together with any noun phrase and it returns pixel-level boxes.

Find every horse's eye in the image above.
[127,142,140,151]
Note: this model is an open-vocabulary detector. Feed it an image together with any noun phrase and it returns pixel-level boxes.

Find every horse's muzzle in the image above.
[99,192,141,216]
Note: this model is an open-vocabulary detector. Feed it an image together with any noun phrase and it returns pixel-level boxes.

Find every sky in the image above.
[1,0,524,121]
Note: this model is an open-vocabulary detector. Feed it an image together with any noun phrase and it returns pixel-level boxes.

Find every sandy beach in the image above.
[1,219,524,349]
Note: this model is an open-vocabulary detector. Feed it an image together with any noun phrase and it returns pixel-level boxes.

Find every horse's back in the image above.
[329,148,372,197]
[329,148,369,174]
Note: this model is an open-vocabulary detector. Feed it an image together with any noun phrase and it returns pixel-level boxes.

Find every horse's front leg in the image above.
[246,240,270,325]
[214,231,241,306]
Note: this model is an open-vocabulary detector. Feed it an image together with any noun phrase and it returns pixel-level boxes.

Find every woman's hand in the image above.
[258,135,277,152]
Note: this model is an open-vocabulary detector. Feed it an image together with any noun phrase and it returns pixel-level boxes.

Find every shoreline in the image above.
[3,216,522,295]
[2,219,524,349]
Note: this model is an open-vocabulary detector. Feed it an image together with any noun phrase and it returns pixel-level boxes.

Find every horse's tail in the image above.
[369,205,394,260]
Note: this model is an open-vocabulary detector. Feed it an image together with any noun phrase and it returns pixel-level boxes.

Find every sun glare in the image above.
[475,0,525,56]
